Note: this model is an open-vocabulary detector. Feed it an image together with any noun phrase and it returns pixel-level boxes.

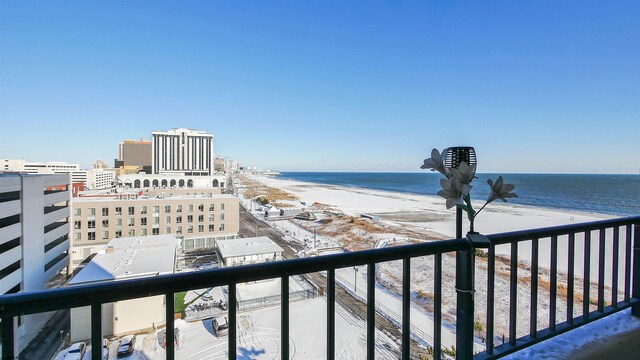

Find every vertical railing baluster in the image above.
[166,293,175,360]
[367,263,375,360]
[625,225,632,302]
[583,231,591,319]
[91,303,102,360]
[327,269,335,360]
[632,224,640,316]
[486,244,495,354]
[456,243,475,359]
[567,233,575,324]
[229,283,237,360]
[1,316,15,360]
[550,236,557,331]
[282,276,289,360]
[402,258,410,360]
[530,238,539,337]
[509,242,518,345]
[598,229,606,312]
[434,254,442,360]
[612,226,620,308]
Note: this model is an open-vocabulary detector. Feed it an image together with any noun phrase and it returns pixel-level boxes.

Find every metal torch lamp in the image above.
[444,147,477,238]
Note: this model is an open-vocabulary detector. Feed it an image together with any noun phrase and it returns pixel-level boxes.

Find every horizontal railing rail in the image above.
[0,238,467,317]
[1,215,639,360]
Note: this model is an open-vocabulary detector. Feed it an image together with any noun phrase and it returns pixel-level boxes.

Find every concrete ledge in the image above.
[505,309,640,359]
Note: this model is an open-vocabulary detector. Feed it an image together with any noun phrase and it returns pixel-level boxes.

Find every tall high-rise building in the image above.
[0,174,70,353]
[115,139,152,175]
[151,128,214,176]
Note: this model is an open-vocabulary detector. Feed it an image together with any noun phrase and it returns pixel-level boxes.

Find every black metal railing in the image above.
[477,216,640,359]
[0,216,639,360]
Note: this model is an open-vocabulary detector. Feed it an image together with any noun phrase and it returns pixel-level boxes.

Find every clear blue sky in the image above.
[1,1,638,173]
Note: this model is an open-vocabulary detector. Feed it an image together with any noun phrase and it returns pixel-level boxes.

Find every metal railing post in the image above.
[456,237,475,360]
[1,316,15,360]
[166,293,175,360]
[91,304,102,360]
[633,224,640,317]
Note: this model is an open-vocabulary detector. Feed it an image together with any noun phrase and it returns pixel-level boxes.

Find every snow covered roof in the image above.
[216,236,283,259]
[69,234,176,285]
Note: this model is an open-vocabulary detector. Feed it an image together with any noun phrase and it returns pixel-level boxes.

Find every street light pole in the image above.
[354,266,359,293]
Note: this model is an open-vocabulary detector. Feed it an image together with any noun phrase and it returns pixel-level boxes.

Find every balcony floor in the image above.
[505,309,640,359]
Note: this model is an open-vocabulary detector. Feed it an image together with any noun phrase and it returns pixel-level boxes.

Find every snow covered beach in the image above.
[240,174,636,353]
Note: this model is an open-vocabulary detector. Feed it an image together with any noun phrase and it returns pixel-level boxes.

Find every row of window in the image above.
[74,213,225,229]
[74,203,226,217]
[78,223,226,241]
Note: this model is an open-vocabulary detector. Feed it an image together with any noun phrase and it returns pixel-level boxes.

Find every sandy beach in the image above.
[249,174,611,238]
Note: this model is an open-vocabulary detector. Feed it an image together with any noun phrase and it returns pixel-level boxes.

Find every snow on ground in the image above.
[237,278,304,301]
[332,265,483,353]
[272,219,339,250]
[173,297,400,360]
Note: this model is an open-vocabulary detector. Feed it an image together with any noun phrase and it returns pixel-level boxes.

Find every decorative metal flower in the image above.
[449,161,476,185]
[486,176,518,204]
[437,177,472,209]
[421,148,448,177]
[421,147,518,233]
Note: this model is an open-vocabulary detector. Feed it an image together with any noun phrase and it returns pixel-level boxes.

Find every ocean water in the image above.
[277,172,640,217]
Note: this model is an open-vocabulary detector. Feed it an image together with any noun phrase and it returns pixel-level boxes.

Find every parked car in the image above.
[64,342,85,360]
[117,335,136,358]
[213,316,229,337]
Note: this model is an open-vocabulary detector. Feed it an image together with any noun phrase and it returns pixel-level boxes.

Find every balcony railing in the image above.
[1,216,639,360]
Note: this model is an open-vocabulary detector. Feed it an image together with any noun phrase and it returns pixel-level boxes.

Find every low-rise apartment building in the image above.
[69,234,176,341]
[216,236,283,267]
[70,193,239,267]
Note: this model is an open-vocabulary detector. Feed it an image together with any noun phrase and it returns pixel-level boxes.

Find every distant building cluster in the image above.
[0,126,270,357]
[1,159,116,190]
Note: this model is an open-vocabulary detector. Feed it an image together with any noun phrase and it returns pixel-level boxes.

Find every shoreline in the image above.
[274,172,637,217]
[276,175,616,219]
[248,174,611,240]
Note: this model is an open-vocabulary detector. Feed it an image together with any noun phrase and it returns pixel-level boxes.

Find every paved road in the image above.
[19,309,69,360]
[238,207,429,359]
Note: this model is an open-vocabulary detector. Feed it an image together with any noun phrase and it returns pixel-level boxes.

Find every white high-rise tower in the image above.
[151,128,214,175]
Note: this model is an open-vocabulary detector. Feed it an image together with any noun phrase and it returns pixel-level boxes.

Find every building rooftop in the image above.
[69,234,176,285]
[73,192,237,202]
[216,236,284,259]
